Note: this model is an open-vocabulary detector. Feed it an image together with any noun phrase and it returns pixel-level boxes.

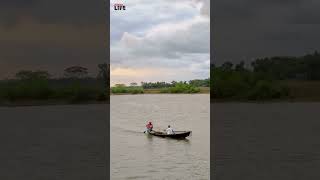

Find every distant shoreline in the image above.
[111,87,210,95]
[110,92,210,95]
[110,93,210,96]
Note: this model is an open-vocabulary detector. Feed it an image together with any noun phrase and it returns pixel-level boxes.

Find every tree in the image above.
[64,66,88,79]
[15,70,33,80]
[130,82,138,87]
[235,61,245,72]
[97,63,109,88]
[221,62,233,71]
[97,63,109,80]
[115,84,126,87]
[15,70,50,80]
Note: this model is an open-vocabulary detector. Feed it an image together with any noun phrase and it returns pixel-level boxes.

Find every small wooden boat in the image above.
[148,130,191,139]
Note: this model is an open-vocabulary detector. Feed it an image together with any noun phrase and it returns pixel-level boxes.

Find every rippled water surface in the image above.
[111,94,210,180]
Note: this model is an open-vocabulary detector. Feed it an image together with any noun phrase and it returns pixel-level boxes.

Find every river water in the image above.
[111,94,210,180]
[212,102,320,180]
[0,104,108,180]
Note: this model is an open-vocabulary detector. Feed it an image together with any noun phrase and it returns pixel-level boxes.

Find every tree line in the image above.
[139,79,210,89]
[12,64,109,83]
[0,64,109,103]
[252,51,320,80]
[211,51,320,100]
[111,78,210,94]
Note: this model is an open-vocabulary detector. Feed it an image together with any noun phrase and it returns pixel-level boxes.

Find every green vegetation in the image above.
[141,81,173,89]
[51,83,107,103]
[212,51,320,101]
[111,79,209,94]
[251,51,320,80]
[160,83,200,93]
[0,78,107,104]
[141,79,209,89]
[0,64,109,105]
[111,84,144,94]
[189,79,210,87]
[212,66,289,100]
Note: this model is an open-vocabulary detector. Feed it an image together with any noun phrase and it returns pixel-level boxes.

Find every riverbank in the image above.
[111,87,210,95]
[145,87,210,94]
[212,80,320,102]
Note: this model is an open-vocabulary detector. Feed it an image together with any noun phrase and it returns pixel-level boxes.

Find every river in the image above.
[0,104,108,179]
[212,102,320,180]
[111,94,210,180]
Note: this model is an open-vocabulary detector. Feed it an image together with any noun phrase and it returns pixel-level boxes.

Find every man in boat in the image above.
[166,125,174,135]
[146,121,153,133]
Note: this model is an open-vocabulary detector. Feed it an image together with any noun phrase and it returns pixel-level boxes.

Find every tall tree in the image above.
[64,66,88,79]
[97,63,110,88]
[130,82,138,87]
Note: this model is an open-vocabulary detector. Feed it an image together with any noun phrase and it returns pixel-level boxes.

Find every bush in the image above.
[212,67,289,100]
[247,81,286,100]
[52,83,103,103]
[0,79,108,103]
[111,86,144,94]
[160,83,200,93]
[0,79,53,101]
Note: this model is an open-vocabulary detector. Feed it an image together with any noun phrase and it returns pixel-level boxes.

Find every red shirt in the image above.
[146,124,153,129]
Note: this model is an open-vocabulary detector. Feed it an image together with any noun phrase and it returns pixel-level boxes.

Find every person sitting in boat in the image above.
[166,125,174,135]
[146,121,153,133]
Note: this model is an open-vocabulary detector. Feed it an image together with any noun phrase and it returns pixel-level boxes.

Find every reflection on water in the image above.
[111,94,210,180]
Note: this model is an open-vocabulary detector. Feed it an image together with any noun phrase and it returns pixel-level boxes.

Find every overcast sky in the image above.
[0,0,107,79]
[2,1,319,80]
[110,0,210,85]
[213,0,320,65]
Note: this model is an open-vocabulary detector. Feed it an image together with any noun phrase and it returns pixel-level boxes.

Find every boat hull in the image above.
[148,130,191,139]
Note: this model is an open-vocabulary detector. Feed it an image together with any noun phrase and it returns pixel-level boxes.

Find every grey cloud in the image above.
[111,17,209,69]
[110,0,210,82]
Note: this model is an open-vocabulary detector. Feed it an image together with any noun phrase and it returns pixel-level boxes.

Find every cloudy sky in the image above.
[0,0,107,79]
[110,0,210,85]
[213,0,320,65]
[2,0,319,81]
